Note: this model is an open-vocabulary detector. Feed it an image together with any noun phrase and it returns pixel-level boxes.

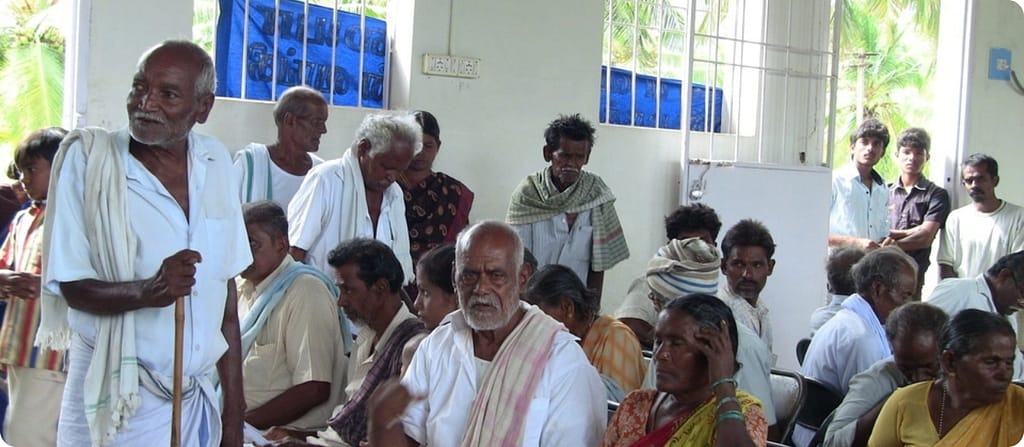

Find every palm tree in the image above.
[832,0,937,179]
[0,0,66,156]
[603,0,727,84]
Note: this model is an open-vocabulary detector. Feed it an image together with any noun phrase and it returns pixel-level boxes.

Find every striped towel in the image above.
[506,169,629,271]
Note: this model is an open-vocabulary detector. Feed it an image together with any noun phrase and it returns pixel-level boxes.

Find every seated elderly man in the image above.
[637,237,777,429]
[235,201,348,433]
[824,302,948,447]
[926,250,1024,379]
[274,239,425,446]
[796,247,917,447]
[366,221,606,446]
[809,247,866,337]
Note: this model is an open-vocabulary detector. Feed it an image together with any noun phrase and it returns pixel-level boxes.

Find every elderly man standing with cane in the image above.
[39,40,250,446]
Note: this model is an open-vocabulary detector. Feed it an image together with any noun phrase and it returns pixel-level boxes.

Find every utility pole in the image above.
[849,51,878,124]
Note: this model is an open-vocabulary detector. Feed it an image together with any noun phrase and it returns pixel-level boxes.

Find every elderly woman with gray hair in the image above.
[525,264,646,401]
[869,309,1024,446]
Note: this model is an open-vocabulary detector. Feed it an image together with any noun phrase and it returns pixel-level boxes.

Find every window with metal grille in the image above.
[195,0,388,107]
[602,0,839,167]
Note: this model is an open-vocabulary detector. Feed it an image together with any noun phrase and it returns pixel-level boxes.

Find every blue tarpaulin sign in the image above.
[600,66,722,132]
[215,0,386,107]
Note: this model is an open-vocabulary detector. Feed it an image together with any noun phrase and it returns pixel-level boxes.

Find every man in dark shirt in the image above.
[884,128,949,298]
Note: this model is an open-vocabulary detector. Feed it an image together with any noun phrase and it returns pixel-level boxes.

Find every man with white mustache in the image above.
[506,114,629,299]
[42,40,250,446]
[233,85,328,209]
[365,220,606,446]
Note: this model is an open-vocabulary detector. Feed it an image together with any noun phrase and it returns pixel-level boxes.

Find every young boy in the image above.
[0,127,67,447]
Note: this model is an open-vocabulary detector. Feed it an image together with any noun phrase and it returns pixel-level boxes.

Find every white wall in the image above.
[685,162,831,369]
[935,0,1024,209]
[79,0,839,368]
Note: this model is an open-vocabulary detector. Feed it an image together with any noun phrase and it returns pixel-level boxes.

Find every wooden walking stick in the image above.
[172,296,184,447]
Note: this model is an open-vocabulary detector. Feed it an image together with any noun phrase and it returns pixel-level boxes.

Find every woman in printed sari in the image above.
[603,294,767,447]
[398,110,474,266]
[524,264,646,401]
[868,309,1024,447]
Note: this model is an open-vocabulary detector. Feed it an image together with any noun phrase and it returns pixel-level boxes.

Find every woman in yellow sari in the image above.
[868,309,1024,446]
[602,294,767,447]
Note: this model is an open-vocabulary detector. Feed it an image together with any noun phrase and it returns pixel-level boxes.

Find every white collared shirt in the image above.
[926,275,1024,380]
[830,163,890,242]
[46,128,251,377]
[401,310,607,446]
[287,157,406,279]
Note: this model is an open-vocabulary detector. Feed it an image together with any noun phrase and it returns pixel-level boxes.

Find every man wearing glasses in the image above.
[926,251,1024,380]
[234,85,328,208]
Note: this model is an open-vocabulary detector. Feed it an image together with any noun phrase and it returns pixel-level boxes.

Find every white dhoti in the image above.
[57,335,222,447]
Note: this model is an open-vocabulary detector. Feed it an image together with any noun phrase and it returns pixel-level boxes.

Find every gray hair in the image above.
[273,86,327,125]
[885,302,948,342]
[242,200,288,239]
[137,40,216,96]
[827,247,866,295]
[353,112,423,158]
[851,247,917,295]
[455,220,524,273]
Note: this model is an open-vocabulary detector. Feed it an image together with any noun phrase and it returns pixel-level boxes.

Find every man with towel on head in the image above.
[640,237,776,427]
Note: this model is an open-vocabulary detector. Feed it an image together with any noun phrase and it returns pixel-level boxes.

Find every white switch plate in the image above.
[423,53,480,78]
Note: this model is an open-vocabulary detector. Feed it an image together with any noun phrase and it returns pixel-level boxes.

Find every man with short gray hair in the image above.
[44,40,250,446]
[234,86,328,208]
[824,302,948,447]
[795,247,918,446]
[287,112,421,283]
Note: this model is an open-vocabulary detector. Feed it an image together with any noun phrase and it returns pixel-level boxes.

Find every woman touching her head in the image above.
[602,294,767,447]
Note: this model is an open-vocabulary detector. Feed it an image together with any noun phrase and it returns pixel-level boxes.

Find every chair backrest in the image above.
[809,409,837,447]
[796,338,811,366]
[785,376,843,445]
[769,368,804,443]
[607,400,620,423]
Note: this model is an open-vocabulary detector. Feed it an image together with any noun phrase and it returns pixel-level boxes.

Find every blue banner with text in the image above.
[600,66,722,132]
[216,0,386,108]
